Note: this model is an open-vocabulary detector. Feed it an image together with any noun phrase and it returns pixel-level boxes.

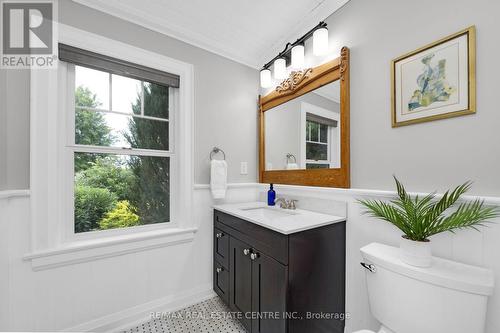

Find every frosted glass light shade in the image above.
[291,44,305,69]
[274,58,287,80]
[313,27,329,56]
[260,69,272,88]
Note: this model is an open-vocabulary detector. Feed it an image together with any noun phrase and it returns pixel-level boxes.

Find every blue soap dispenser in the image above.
[267,184,276,206]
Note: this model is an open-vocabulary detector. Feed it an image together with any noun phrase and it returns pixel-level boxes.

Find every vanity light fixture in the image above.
[291,44,305,69]
[259,21,328,88]
[273,58,287,80]
[259,68,272,88]
[313,27,329,56]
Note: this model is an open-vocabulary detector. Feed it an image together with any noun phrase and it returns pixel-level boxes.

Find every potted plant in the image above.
[358,177,499,267]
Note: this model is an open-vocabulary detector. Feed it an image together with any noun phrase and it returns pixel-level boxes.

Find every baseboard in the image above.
[63,283,216,332]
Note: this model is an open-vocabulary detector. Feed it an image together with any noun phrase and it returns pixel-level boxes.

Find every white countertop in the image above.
[213,201,345,235]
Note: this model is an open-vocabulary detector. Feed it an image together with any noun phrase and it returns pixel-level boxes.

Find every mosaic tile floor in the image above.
[123,297,247,333]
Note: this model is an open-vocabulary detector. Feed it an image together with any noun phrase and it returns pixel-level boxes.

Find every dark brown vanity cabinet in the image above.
[213,210,346,333]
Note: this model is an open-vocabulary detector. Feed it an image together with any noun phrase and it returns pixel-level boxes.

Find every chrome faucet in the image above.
[274,197,298,210]
[274,198,287,208]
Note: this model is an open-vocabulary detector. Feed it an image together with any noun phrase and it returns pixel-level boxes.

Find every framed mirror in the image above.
[259,47,350,188]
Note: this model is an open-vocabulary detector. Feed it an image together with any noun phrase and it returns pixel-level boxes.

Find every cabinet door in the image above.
[251,251,288,333]
[213,262,229,304]
[214,228,229,269]
[229,237,253,332]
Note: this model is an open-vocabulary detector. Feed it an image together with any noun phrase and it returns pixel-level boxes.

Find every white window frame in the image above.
[299,102,340,169]
[305,119,331,167]
[63,64,178,242]
[27,24,195,269]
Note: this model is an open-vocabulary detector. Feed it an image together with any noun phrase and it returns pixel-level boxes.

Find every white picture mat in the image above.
[394,34,469,123]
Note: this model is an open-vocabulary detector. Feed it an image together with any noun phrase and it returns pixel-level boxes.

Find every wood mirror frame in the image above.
[259,46,350,188]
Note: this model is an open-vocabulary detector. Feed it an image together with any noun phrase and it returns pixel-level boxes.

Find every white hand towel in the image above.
[285,163,299,170]
[210,160,227,199]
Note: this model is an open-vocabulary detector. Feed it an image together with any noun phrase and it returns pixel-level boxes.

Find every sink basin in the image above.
[240,207,297,220]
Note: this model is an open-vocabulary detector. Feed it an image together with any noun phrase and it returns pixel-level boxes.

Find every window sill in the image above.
[23,227,198,271]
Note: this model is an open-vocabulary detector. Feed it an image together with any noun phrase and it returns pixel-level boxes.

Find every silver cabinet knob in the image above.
[243,248,250,256]
[216,232,223,238]
[250,253,259,261]
[216,267,223,273]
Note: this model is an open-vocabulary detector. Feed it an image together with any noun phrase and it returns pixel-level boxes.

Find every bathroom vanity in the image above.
[213,202,346,333]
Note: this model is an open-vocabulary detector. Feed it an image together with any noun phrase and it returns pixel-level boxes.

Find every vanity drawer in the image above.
[213,261,229,304]
[214,210,289,265]
[214,228,229,269]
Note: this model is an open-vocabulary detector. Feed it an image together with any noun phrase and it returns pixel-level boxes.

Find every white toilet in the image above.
[355,243,494,333]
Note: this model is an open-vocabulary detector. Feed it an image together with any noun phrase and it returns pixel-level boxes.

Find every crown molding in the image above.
[71,0,350,70]
[71,0,260,68]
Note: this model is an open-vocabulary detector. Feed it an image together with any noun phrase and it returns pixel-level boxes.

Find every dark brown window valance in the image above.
[59,43,180,88]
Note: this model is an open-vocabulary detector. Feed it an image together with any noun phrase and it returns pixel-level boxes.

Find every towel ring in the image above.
[210,147,226,160]
[286,153,297,164]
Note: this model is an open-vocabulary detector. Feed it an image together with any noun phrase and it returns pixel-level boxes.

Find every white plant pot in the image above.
[400,236,432,267]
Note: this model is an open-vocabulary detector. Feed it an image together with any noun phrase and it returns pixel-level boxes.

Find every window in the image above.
[69,65,176,233]
[300,102,340,170]
[305,119,333,169]
[28,28,195,267]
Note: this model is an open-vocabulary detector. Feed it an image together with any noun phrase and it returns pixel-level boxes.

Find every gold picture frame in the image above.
[391,26,476,127]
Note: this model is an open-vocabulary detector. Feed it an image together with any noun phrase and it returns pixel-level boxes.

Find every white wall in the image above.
[322,0,500,196]
[0,69,30,190]
[0,70,6,189]
[260,0,500,195]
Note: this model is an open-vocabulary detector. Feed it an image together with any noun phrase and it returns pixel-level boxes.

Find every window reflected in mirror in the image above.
[264,80,340,171]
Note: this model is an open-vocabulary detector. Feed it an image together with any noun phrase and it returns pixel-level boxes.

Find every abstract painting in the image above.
[391,26,476,127]
[408,54,456,111]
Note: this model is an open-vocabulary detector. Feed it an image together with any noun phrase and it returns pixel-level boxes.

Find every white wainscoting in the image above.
[1,185,500,333]
[2,193,213,331]
[0,186,258,332]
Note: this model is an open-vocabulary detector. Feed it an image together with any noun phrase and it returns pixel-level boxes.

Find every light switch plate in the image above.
[240,162,248,175]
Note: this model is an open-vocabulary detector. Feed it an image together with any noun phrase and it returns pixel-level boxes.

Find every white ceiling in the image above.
[72,0,350,69]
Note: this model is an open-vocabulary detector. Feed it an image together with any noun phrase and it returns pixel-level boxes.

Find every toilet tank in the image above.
[360,243,494,333]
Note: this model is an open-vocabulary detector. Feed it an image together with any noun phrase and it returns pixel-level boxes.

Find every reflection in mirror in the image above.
[264,80,340,171]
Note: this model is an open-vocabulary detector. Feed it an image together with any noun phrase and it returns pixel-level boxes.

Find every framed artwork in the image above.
[391,26,476,127]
